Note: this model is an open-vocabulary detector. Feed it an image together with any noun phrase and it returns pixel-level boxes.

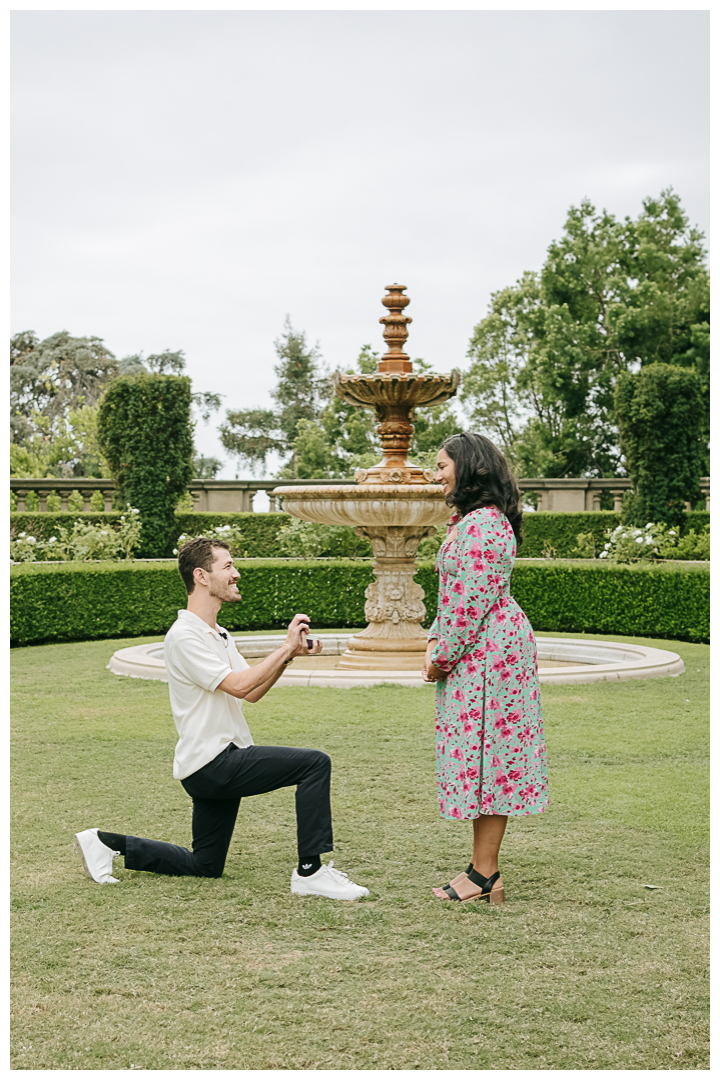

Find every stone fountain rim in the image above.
[273,484,447,498]
[107,634,685,687]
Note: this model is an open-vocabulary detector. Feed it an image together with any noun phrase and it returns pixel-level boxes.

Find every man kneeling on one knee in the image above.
[75,536,368,901]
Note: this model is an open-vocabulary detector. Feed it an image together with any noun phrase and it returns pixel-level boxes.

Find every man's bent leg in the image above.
[184,744,334,858]
[124,798,240,878]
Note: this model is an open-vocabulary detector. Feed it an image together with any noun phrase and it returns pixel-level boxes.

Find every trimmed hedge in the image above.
[173,513,290,557]
[11,557,709,647]
[12,509,709,561]
[9,560,375,646]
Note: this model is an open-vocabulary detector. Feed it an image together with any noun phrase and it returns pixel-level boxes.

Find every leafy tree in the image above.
[119,349,223,423]
[615,363,704,528]
[192,454,224,480]
[220,318,326,476]
[11,330,118,446]
[10,334,221,482]
[97,374,194,557]
[462,190,709,477]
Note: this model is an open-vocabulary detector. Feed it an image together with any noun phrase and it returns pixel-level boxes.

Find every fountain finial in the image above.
[378,284,413,373]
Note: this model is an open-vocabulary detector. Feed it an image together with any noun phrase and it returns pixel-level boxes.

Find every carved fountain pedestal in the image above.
[274,284,461,671]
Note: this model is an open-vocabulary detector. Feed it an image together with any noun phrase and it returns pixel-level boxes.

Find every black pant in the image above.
[124,743,333,879]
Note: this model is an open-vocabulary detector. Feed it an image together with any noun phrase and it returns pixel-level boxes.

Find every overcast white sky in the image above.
[11,9,709,480]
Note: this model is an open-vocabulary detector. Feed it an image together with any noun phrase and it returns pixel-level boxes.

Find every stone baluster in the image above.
[15,489,29,512]
[612,491,624,513]
[268,492,278,513]
[591,493,602,511]
[102,489,114,513]
[82,487,92,511]
[38,489,48,512]
[60,490,70,512]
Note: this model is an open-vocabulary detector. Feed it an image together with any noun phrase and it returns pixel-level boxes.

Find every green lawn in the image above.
[11,632,709,1070]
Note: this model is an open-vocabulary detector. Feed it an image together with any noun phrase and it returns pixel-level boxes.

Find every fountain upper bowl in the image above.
[273,483,451,528]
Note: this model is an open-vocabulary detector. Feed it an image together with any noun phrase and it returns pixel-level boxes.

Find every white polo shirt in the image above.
[164,609,254,780]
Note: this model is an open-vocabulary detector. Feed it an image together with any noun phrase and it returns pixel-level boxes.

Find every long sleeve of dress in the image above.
[427,617,440,640]
[430,512,509,674]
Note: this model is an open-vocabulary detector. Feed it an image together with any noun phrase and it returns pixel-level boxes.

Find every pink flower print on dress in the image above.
[450,746,464,761]
[507,768,523,782]
[502,781,518,796]
[529,689,538,701]
[467,522,482,537]
[516,669,530,688]
[465,660,480,677]
[451,580,465,596]
[466,765,480,780]
[449,805,462,819]
[484,548,497,563]
[518,725,534,747]
[506,651,519,666]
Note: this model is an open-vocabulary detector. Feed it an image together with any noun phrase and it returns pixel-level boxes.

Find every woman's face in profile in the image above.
[435,447,456,493]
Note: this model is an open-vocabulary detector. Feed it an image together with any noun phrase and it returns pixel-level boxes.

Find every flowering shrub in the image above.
[10,510,141,563]
[599,522,676,563]
[173,523,246,557]
[275,519,371,559]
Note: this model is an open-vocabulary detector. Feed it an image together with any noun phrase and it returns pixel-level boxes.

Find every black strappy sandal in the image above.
[441,866,505,905]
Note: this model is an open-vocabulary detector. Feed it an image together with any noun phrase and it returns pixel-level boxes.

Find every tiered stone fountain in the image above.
[107,285,686,687]
[274,284,461,671]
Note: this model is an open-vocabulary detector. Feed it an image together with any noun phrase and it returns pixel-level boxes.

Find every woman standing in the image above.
[422,433,548,904]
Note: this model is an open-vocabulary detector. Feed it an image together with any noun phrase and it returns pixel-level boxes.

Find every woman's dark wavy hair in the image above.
[441,432,523,546]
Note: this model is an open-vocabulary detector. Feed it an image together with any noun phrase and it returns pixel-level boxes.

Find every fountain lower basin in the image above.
[108,635,684,688]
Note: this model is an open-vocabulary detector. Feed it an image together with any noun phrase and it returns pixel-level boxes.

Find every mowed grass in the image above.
[11,631,709,1070]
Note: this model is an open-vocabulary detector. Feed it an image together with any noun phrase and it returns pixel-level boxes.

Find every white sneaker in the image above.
[291,861,369,901]
[75,828,120,884]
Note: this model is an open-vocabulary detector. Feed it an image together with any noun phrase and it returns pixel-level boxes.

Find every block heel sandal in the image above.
[441,867,505,904]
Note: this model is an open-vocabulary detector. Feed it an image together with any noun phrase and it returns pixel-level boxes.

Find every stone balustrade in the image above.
[519,477,710,513]
[10,475,710,514]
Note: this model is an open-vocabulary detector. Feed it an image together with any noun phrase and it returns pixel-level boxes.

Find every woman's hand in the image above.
[422,662,445,683]
[422,641,445,683]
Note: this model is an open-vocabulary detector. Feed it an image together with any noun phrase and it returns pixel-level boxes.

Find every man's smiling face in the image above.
[205,546,241,603]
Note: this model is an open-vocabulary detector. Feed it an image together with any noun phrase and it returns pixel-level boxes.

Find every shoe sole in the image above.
[291,888,368,901]
[75,833,95,881]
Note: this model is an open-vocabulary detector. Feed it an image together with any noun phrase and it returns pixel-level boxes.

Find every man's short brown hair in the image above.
[177,537,230,595]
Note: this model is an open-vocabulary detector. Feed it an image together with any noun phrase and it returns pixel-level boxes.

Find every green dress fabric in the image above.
[428,506,549,820]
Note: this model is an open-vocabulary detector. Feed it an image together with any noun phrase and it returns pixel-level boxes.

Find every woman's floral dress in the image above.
[428,506,548,820]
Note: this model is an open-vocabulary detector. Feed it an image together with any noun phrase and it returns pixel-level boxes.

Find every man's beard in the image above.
[208,579,241,603]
